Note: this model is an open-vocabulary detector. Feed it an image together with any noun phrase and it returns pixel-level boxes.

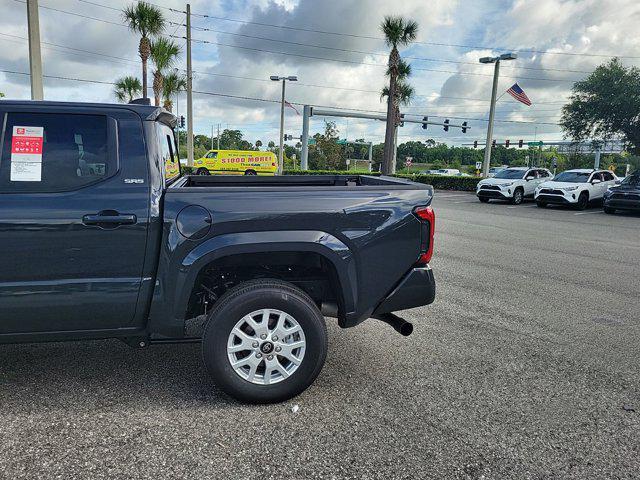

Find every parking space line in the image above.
[574,211,604,215]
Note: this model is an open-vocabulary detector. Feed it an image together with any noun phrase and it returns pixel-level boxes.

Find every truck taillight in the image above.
[413,206,435,265]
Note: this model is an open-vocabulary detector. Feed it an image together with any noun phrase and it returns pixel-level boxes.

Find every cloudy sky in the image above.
[1,0,639,147]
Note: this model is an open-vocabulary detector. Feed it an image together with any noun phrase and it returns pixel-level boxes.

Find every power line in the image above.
[184,9,640,59]
[180,36,579,83]
[179,24,595,75]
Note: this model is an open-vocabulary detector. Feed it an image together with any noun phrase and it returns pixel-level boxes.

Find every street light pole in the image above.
[278,79,286,174]
[483,59,500,178]
[479,53,517,177]
[270,75,297,175]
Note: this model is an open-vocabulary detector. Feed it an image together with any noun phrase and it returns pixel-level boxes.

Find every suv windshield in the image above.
[621,174,640,187]
[554,171,591,183]
[494,169,525,179]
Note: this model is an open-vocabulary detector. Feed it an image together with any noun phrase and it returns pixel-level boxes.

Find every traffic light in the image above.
[505,139,510,147]
[179,116,185,128]
[461,121,468,134]
[443,119,449,132]
[422,116,428,130]
[284,134,294,141]
[399,113,405,127]
[492,139,496,148]
[473,140,478,149]
[518,139,523,148]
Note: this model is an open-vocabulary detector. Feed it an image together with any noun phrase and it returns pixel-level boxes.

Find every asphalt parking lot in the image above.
[1,191,639,479]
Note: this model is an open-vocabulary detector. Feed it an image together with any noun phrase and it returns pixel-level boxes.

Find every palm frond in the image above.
[114,75,142,103]
[380,16,418,48]
[150,37,181,72]
[122,2,165,38]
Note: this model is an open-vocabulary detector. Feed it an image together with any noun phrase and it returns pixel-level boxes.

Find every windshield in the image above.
[494,169,525,179]
[554,171,591,183]
[621,174,640,187]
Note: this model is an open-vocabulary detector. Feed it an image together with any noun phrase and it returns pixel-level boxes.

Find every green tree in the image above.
[308,121,343,170]
[161,71,186,112]
[380,16,418,174]
[561,58,640,155]
[255,140,263,150]
[114,76,142,103]
[149,37,181,107]
[123,2,165,102]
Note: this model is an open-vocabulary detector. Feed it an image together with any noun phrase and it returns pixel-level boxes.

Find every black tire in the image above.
[196,168,210,176]
[202,279,327,404]
[604,206,616,214]
[575,192,589,210]
[511,188,524,205]
[536,200,547,208]
[478,197,490,203]
[244,169,257,176]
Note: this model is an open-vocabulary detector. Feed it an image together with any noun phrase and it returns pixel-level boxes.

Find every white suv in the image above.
[476,167,553,205]
[535,169,619,210]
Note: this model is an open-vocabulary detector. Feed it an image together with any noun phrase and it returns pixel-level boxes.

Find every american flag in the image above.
[284,100,300,115]
[506,83,532,106]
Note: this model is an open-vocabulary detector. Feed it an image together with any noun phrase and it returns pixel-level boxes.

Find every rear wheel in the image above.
[604,206,616,214]
[478,197,489,203]
[196,168,210,176]
[575,192,589,210]
[244,169,257,176]
[511,188,524,205]
[202,279,327,404]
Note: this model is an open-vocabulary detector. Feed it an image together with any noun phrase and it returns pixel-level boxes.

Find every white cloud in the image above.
[1,0,638,145]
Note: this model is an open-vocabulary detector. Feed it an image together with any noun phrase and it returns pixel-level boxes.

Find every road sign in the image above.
[475,161,482,170]
[528,141,543,147]
[337,139,347,145]
[307,138,316,145]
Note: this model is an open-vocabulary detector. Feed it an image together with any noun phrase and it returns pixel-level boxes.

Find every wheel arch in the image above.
[173,231,356,332]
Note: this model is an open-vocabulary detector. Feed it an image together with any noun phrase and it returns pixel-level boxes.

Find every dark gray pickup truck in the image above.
[0,100,435,403]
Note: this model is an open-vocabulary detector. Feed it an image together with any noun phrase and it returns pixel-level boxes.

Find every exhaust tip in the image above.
[399,322,413,336]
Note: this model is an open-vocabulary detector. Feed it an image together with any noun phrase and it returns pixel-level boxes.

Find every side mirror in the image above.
[591,178,602,184]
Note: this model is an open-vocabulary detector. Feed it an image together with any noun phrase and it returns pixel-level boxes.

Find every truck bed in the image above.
[171,174,430,189]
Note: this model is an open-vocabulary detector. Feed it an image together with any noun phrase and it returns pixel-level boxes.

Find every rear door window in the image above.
[156,123,180,183]
[0,112,113,193]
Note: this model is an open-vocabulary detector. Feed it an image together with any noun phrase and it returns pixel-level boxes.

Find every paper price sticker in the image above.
[11,126,44,181]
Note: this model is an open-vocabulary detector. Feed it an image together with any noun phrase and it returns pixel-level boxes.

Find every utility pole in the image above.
[479,53,517,177]
[270,75,297,175]
[186,4,194,167]
[211,125,214,150]
[26,0,44,100]
[301,105,310,170]
[217,124,220,150]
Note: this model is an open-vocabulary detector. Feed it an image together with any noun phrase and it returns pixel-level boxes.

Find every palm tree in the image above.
[114,76,142,103]
[150,37,181,107]
[255,140,263,150]
[381,59,415,121]
[161,71,186,112]
[123,2,165,102]
[380,16,418,174]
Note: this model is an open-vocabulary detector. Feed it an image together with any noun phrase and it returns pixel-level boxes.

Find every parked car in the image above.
[535,169,619,210]
[603,170,640,214]
[476,167,553,205]
[0,100,437,404]
[487,166,508,177]
[435,168,461,175]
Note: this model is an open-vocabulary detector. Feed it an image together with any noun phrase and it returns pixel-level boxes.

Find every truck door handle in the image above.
[82,211,137,227]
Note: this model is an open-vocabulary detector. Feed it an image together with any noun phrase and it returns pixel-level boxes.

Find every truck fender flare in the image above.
[176,230,357,318]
